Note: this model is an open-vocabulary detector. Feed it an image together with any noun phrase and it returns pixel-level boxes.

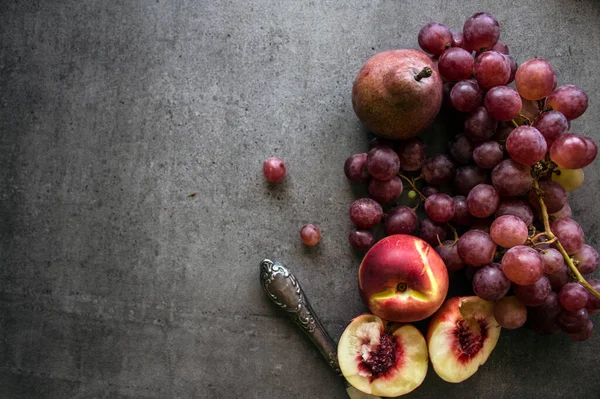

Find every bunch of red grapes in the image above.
[344,12,599,340]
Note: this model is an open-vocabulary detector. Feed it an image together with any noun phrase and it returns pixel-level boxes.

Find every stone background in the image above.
[1,1,599,398]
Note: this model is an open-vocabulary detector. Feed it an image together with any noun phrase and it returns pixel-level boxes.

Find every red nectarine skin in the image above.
[359,235,449,322]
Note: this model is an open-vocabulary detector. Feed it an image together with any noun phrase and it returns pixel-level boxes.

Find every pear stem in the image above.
[415,66,433,82]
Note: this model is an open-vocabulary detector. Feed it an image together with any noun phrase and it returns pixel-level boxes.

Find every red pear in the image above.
[352,49,443,140]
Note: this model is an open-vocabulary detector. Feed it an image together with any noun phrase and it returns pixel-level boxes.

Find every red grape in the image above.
[569,320,593,341]
[484,86,522,121]
[464,107,498,143]
[513,276,552,306]
[573,244,599,275]
[449,133,474,164]
[421,186,439,197]
[473,141,504,169]
[559,283,588,312]
[451,32,465,48]
[515,58,557,100]
[454,165,488,195]
[438,47,475,81]
[546,84,588,120]
[419,217,448,246]
[422,154,456,185]
[502,245,544,285]
[532,111,568,148]
[457,230,497,267]
[396,138,426,171]
[473,263,511,301]
[300,224,321,246]
[527,292,561,334]
[463,12,500,52]
[490,39,509,54]
[528,180,566,214]
[585,279,600,311]
[490,215,528,248]
[538,291,562,319]
[349,198,383,229]
[435,241,465,272]
[506,126,547,166]
[418,22,453,55]
[492,123,514,145]
[442,82,455,110]
[263,157,286,182]
[550,217,584,255]
[551,202,572,219]
[384,206,418,235]
[539,248,565,275]
[425,193,455,223]
[491,159,533,196]
[505,55,517,84]
[474,50,510,89]
[495,197,534,225]
[450,80,483,113]
[549,133,593,169]
[557,308,589,333]
[368,176,403,204]
[344,153,369,182]
[583,136,598,166]
[548,264,570,292]
[367,147,400,180]
[452,195,473,226]
[348,229,375,251]
[467,183,500,218]
[494,296,527,329]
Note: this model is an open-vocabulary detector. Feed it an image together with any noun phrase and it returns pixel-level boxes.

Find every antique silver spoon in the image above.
[259,258,380,399]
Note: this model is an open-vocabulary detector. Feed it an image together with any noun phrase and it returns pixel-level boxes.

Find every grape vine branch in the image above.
[533,179,600,299]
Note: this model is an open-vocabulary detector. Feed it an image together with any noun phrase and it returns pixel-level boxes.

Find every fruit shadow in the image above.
[262,176,291,201]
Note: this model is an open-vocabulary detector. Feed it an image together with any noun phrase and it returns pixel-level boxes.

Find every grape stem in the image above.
[397,172,426,201]
[533,238,557,246]
[533,180,600,299]
[529,232,546,242]
[437,224,459,248]
[517,113,532,125]
[511,119,519,128]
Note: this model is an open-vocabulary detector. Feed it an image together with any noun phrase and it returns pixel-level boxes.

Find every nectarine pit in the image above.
[455,318,488,364]
[357,332,399,380]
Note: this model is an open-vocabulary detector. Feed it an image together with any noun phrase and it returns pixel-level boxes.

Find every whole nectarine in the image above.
[358,235,449,323]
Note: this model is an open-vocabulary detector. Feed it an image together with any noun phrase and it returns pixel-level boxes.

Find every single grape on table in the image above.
[300,224,321,246]
[263,157,286,182]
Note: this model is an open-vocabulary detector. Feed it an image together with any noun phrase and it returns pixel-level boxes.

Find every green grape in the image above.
[552,167,584,192]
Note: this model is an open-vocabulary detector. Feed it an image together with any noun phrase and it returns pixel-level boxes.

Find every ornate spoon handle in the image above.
[259,258,340,373]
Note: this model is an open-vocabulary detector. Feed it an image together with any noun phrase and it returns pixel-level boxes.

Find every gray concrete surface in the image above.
[1,1,600,398]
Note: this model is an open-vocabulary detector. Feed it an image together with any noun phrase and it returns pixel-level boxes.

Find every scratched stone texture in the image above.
[1,1,600,398]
